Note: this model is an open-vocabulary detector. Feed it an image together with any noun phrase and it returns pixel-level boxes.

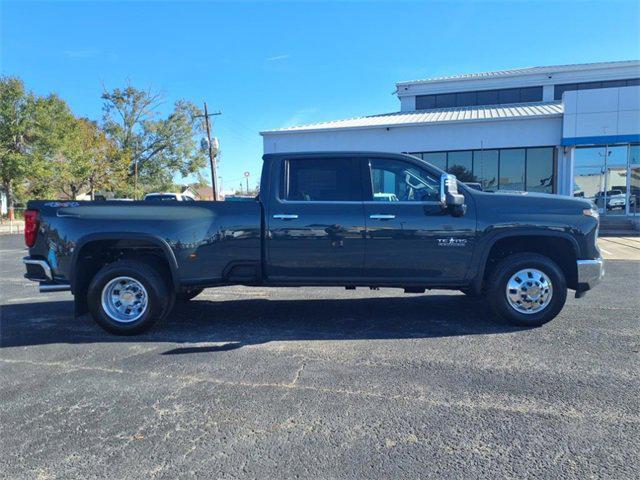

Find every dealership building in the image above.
[261,60,640,218]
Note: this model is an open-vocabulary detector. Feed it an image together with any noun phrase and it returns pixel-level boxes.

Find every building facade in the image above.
[261,60,640,217]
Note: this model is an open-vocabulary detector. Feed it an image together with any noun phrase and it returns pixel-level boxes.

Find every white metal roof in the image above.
[396,60,640,87]
[261,101,563,135]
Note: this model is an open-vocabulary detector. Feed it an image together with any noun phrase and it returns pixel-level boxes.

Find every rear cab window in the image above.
[281,157,363,201]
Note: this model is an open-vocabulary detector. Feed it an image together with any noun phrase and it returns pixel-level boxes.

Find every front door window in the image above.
[370,158,440,202]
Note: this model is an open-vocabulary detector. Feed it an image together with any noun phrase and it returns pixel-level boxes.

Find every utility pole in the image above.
[134,160,138,200]
[244,171,250,195]
[133,157,138,200]
[196,103,221,200]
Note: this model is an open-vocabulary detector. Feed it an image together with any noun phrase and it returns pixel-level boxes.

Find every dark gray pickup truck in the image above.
[23,152,604,334]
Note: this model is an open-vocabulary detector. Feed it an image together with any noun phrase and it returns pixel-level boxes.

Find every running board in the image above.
[39,284,71,293]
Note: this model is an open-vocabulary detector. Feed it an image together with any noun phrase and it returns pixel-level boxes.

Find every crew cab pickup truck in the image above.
[23,152,604,334]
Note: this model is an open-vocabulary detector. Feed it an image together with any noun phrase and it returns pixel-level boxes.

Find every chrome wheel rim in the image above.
[506,268,553,315]
[101,276,148,323]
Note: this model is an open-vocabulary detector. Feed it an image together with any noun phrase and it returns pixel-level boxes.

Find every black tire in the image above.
[176,288,204,302]
[87,259,173,335]
[487,253,567,327]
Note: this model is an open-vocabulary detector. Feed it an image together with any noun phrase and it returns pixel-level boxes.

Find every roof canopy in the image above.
[261,101,563,135]
[396,60,640,87]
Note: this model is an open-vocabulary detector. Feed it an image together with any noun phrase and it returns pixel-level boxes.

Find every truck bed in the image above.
[26,200,263,288]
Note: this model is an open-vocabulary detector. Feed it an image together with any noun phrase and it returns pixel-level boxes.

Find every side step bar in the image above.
[39,284,71,293]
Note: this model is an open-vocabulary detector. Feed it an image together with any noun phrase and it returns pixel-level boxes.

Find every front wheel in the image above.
[487,253,567,327]
[87,259,173,335]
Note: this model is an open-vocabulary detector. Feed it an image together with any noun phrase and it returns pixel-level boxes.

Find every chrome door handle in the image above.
[369,214,396,220]
[273,214,299,220]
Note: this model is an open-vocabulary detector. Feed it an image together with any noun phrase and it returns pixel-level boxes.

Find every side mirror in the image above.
[440,174,466,217]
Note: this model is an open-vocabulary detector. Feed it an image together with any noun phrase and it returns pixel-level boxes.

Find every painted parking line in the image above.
[612,237,640,248]
[601,237,640,251]
[598,236,640,260]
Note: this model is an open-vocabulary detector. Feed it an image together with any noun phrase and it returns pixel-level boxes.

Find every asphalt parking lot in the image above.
[1,234,639,479]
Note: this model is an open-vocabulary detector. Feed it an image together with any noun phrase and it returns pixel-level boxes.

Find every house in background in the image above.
[261,60,640,219]
[181,185,214,201]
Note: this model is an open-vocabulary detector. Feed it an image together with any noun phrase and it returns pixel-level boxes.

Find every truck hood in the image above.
[473,190,594,214]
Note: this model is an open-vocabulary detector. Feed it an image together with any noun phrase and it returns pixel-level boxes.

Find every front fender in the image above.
[470,228,581,293]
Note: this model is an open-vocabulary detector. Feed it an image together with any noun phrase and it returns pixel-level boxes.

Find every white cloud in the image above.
[266,54,290,62]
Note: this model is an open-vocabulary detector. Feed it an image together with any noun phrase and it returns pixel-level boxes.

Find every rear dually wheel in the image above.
[87,259,173,335]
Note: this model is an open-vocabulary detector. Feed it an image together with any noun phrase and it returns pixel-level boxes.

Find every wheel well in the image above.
[482,236,578,290]
[73,239,176,313]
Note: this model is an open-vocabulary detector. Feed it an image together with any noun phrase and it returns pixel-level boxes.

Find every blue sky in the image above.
[2,0,639,190]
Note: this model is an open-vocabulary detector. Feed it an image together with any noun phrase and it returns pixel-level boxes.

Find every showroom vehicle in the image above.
[594,189,626,210]
[22,152,604,334]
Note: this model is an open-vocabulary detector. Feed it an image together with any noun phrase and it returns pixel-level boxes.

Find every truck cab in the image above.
[262,152,472,283]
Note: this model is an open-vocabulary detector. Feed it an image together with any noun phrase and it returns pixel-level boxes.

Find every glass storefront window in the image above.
[526,147,554,193]
[572,144,638,216]
[499,149,525,191]
[412,144,637,215]
[630,145,640,164]
[421,152,447,171]
[447,151,474,182]
[574,146,606,168]
[630,166,640,215]
[412,147,554,193]
[605,145,628,166]
[575,166,605,207]
[473,150,498,190]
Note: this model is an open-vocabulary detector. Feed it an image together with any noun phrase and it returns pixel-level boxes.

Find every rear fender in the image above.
[70,233,180,316]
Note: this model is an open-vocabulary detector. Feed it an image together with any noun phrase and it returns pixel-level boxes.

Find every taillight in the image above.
[24,209,39,247]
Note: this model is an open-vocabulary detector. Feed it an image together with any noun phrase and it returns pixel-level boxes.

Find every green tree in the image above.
[0,76,36,217]
[447,165,476,183]
[50,118,129,200]
[101,84,207,197]
[190,171,212,190]
[28,93,79,199]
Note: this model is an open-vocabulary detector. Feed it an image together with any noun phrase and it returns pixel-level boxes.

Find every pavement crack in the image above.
[3,357,639,426]
[0,358,124,374]
[289,360,306,386]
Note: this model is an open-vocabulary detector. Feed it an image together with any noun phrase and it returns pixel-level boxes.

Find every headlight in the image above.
[583,207,599,220]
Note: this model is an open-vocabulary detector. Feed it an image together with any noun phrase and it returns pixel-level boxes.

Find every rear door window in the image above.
[283,157,363,201]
